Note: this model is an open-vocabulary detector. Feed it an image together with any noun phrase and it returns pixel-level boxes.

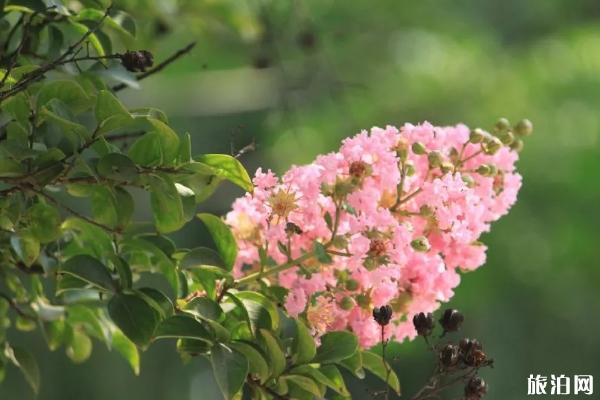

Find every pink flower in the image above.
[226,121,524,346]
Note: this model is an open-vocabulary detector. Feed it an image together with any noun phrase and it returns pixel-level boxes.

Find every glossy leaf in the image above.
[211,344,249,400]
[197,213,237,270]
[108,293,160,348]
[60,255,115,292]
[195,154,253,192]
[313,331,358,364]
[361,350,401,395]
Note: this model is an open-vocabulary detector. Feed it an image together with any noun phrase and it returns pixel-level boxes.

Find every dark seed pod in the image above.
[465,376,487,399]
[439,309,464,333]
[120,50,154,72]
[412,312,434,337]
[439,344,459,368]
[285,222,303,235]
[372,305,393,326]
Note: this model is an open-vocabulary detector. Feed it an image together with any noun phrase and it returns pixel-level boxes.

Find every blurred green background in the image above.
[3,0,600,398]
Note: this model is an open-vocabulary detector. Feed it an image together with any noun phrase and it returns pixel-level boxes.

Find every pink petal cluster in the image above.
[226,122,522,347]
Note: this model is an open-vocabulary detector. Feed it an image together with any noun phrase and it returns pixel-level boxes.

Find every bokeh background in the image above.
[3,0,600,399]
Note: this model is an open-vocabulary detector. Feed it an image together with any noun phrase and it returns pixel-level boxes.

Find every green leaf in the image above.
[96,89,130,121]
[293,318,316,364]
[96,153,139,181]
[74,9,136,46]
[177,132,192,164]
[0,157,25,177]
[281,375,322,398]
[28,202,61,243]
[111,328,140,375]
[361,350,401,395]
[313,241,333,264]
[136,287,174,319]
[235,291,279,332]
[66,21,105,60]
[114,186,134,228]
[195,154,253,192]
[66,330,93,364]
[37,80,91,113]
[197,213,237,271]
[180,247,225,269]
[319,365,350,396]
[313,331,358,364]
[9,346,40,394]
[184,297,224,321]
[90,186,119,228]
[10,232,40,267]
[108,293,160,348]
[149,174,185,233]
[258,329,286,378]
[229,341,270,384]
[60,254,115,292]
[337,349,364,378]
[211,343,249,400]
[129,118,179,166]
[39,105,88,144]
[154,315,213,343]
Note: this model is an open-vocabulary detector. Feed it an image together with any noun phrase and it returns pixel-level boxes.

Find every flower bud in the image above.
[465,376,488,400]
[483,137,502,155]
[419,205,434,217]
[469,128,485,144]
[439,308,464,333]
[411,236,430,252]
[427,151,443,168]
[356,293,371,308]
[494,117,511,132]
[510,138,524,152]
[439,344,460,367]
[404,161,416,176]
[412,142,427,155]
[462,174,475,188]
[368,239,387,257]
[339,296,355,310]
[497,130,514,145]
[514,118,533,137]
[345,279,359,291]
[396,138,409,161]
[440,161,454,174]
[412,312,434,336]
[372,305,393,326]
[475,164,493,176]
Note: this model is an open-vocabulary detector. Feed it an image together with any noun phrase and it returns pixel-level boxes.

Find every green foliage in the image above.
[0,1,400,399]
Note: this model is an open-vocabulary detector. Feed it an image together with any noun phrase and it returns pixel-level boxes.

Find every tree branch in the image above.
[112,41,197,92]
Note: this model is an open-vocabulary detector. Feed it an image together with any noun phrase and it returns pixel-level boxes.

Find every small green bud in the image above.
[497,130,514,145]
[440,161,454,174]
[356,293,371,308]
[483,137,502,155]
[405,161,416,176]
[411,236,430,252]
[514,118,533,137]
[420,205,434,217]
[339,296,355,310]
[345,279,359,291]
[462,174,475,188]
[427,151,443,168]
[495,117,511,132]
[396,138,409,161]
[510,138,524,152]
[412,142,427,155]
[469,128,485,144]
[476,164,491,176]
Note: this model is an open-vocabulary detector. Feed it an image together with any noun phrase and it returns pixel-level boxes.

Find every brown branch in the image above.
[0,7,111,102]
[30,187,118,233]
[0,292,36,321]
[112,41,197,92]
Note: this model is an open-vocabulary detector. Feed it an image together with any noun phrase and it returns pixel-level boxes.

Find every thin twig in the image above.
[112,41,197,92]
[0,292,36,321]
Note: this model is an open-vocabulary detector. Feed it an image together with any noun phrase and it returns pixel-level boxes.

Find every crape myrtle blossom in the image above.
[227,119,530,347]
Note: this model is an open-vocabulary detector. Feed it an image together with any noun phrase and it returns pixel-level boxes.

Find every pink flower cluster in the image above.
[226,122,525,347]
